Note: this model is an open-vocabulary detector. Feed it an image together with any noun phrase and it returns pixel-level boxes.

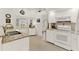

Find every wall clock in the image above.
[5,14,11,18]
[20,10,25,15]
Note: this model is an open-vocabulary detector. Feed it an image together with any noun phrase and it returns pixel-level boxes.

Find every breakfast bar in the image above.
[1,31,30,51]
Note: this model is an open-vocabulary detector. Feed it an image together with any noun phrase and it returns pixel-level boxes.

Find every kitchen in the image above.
[0,8,79,51]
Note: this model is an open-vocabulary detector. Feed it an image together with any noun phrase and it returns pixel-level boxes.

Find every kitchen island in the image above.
[2,32,30,51]
[0,37,3,51]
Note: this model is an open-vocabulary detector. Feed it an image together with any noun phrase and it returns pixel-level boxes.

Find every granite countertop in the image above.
[47,29,57,31]
[0,34,5,37]
[47,29,75,34]
[2,33,30,44]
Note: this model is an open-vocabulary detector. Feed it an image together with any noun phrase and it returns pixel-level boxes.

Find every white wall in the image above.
[0,8,28,28]
[0,8,48,36]
[55,9,78,23]
[0,8,39,28]
[35,11,48,36]
[48,11,56,23]
[48,9,78,23]
[0,9,28,34]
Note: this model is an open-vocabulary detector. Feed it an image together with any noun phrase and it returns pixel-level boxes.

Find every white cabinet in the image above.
[29,28,36,35]
[71,33,77,50]
[48,11,56,23]
[46,29,72,50]
[54,30,72,50]
[77,35,79,50]
[42,31,46,40]
[0,37,2,51]
[2,37,29,51]
[46,30,55,43]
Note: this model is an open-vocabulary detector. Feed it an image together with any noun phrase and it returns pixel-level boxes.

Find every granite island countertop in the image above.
[2,33,30,44]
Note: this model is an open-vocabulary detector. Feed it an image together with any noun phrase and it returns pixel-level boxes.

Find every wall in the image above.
[48,11,56,23]
[0,8,48,36]
[48,9,78,23]
[35,11,48,36]
[55,9,78,23]
[0,9,27,33]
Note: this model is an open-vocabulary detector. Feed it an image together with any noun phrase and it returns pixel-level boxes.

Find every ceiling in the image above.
[0,8,72,13]
[46,8,72,12]
[26,8,72,12]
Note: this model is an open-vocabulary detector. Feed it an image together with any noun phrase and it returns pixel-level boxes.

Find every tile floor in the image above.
[29,36,68,51]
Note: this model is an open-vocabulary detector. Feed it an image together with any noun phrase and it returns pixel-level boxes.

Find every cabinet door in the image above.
[2,37,29,51]
[77,36,79,51]
[0,37,2,51]
[46,30,55,43]
[71,34,77,50]
[55,30,71,50]
[29,28,36,35]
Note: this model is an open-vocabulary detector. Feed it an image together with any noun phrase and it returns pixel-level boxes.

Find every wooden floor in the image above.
[29,36,68,51]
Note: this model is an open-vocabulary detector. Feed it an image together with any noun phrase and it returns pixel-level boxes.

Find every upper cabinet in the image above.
[55,16,71,21]
[48,9,78,23]
[55,9,78,23]
[48,11,56,23]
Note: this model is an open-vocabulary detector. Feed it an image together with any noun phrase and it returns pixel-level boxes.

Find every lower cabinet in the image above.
[0,37,2,51]
[72,35,79,51]
[2,37,29,51]
[46,30,72,50]
[46,30,55,44]
[54,30,72,50]
[71,33,78,51]
[77,36,79,51]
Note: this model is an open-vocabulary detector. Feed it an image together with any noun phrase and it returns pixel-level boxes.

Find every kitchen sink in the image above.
[5,31,21,36]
